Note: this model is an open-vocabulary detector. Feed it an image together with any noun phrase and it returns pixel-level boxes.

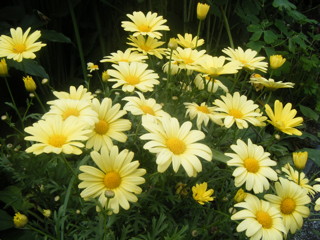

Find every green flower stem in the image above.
[195,20,202,48]
[265,91,273,105]
[93,1,107,57]
[4,77,24,128]
[34,91,47,113]
[67,0,88,87]
[220,5,234,49]
[27,224,56,240]
[165,48,174,102]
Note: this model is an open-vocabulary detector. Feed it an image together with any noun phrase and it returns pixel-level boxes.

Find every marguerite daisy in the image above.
[192,182,215,205]
[176,33,204,49]
[127,35,166,59]
[194,73,229,93]
[100,49,148,64]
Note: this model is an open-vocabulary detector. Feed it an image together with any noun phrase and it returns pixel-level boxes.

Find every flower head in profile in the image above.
[265,100,303,136]
[127,35,166,59]
[87,62,99,72]
[194,74,229,93]
[140,116,212,177]
[197,3,210,20]
[13,212,28,228]
[222,47,268,72]
[184,102,222,129]
[24,116,90,155]
[282,163,314,196]
[171,47,206,70]
[270,55,286,69]
[292,151,308,170]
[315,198,320,211]
[86,98,131,151]
[234,188,248,203]
[49,85,93,102]
[0,58,8,76]
[192,182,215,205]
[213,92,262,129]
[78,146,146,214]
[231,195,286,240]
[121,11,170,39]
[226,139,278,193]
[249,76,294,90]
[123,91,169,117]
[108,62,160,92]
[101,49,148,64]
[264,177,311,234]
[22,75,36,92]
[176,33,204,49]
[0,27,46,62]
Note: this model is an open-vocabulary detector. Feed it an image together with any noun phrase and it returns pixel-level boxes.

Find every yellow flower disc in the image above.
[281,198,296,214]
[256,210,273,229]
[229,109,243,119]
[140,105,155,115]
[243,157,260,173]
[197,105,210,114]
[48,134,67,147]
[13,43,26,53]
[166,137,186,155]
[62,108,80,120]
[104,171,121,189]
[95,120,109,135]
[126,76,140,85]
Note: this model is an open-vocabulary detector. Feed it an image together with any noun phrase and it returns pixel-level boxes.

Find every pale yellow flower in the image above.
[87,62,99,72]
[192,182,215,205]
[176,33,204,49]
[265,177,311,234]
[232,195,286,240]
[49,85,93,102]
[78,146,146,214]
[121,11,170,39]
[197,3,210,20]
[292,151,308,170]
[194,73,229,93]
[222,47,268,72]
[270,55,286,69]
[171,47,206,70]
[127,35,166,59]
[249,76,294,90]
[226,138,278,193]
[0,27,46,62]
[100,49,148,64]
[265,100,303,136]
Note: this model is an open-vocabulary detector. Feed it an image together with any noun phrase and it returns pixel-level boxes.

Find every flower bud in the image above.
[13,212,28,228]
[270,55,286,69]
[23,75,36,92]
[234,188,247,203]
[168,38,178,50]
[292,151,308,170]
[102,70,110,82]
[197,3,210,20]
[0,58,8,77]
[105,190,115,198]
[42,209,51,218]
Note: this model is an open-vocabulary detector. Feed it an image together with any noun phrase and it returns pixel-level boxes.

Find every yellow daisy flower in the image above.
[192,182,215,205]
[123,91,169,117]
[127,35,166,59]
[87,62,99,72]
[234,188,248,203]
[193,55,240,77]
[231,195,286,240]
[48,85,93,102]
[108,62,160,92]
[171,47,206,70]
[78,146,146,214]
[0,27,46,62]
[194,73,229,93]
[44,99,98,127]
[197,3,210,21]
[249,76,294,90]
[226,139,278,193]
[176,33,204,49]
[184,102,222,129]
[282,163,314,196]
[24,116,90,155]
[270,55,286,69]
[264,177,311,234]
[100,49,148,64]
[265,100,303,136]
[86,98,131,151]
[140,116,212,177]
[222,47,268,72]
[121,11,170,39]
[212,92,262,129]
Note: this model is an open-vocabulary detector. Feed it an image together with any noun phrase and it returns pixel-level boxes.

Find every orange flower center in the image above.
[197,105,210,113]
[182,57,194,64]
[126,75,140,85]
[280,198,296,214]
[62,108,80,120]
[229,109,243,119]
[95,120,109,135]
[243,157,260,173]
[138,25,151,32]
[166,137,186,155]
[256,211,273,229]
[13,43,26,53]
[140,105,155,115]
[104,171,121,189]
[48,134,67,147]
[140,45,151,52]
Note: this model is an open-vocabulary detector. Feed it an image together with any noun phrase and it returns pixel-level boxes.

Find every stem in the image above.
[67,0,88,85]
[165,48,173,102]
[220,5,234,49]
[34,91,47,113]
[195,20,202,48]
[27,224,56,240]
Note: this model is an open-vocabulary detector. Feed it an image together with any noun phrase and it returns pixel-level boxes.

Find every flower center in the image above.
[104,171,121,189]
[166,137,186,155]
[197,105,210,113]
[280,198,296,214]
[140,105,155,115]
[138,25,151,32]
[229,109,243,119]
[182,57,194,64]
[256,211,273,229]
[243,157,260,173]
[140,45,151,52]
[48,134,67,148]
[126,75,140,85]
[95,120,109,135]
[62,108,80,120]
[13,43,26,53]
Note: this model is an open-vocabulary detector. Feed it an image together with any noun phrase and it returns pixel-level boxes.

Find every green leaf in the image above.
[41,29,72,43]
[301,148,320,167]
[272,0,296,10]
[212,149,229,163]
[250,30,263,41]
[263,30,278,44]
[0,209,14,231]
[246,41,265,52]
[8,59,49,78]
[247,24,261,32]
[299,104,319,121]
[0,186,32,211]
